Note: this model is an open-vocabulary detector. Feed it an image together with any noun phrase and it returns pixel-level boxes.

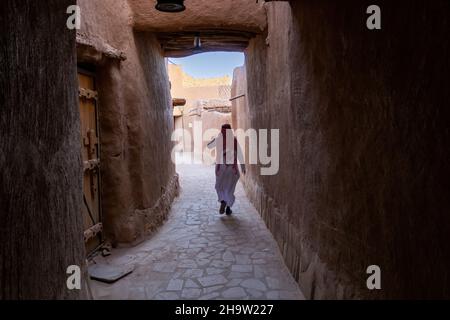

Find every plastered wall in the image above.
[78,0,179,245]
[236,0,450,299]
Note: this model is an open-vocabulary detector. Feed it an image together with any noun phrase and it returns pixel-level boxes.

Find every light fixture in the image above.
[155,0,186,13]
[194,34,202,49]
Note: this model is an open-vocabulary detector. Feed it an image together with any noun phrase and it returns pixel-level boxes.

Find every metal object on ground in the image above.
[88,263,135,284]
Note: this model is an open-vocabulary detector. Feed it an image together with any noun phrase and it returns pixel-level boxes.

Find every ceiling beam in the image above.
[156,29,256,57]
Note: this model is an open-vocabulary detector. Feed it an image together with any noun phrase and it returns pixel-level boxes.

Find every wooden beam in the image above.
[173,98,186,107]
[156,29,256,57]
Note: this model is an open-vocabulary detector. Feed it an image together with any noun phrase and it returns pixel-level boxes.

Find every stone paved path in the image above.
[90,164,304,300]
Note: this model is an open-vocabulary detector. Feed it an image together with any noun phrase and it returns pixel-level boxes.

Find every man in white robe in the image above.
[207,124,246,215]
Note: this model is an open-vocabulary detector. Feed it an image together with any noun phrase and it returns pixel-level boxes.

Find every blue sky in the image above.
[170,52,245,79]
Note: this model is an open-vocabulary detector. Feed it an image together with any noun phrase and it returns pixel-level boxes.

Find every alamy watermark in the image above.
[366,265,382,290]
[65,262,382,291]
[65,4,381,30]
[65,4,381,31]
[367,5,381,30]
[171,122,279,176]
[66,265,81,290]
[66,5,81,30]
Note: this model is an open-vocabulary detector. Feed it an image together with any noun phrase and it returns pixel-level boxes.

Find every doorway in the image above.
[78,67,103,255]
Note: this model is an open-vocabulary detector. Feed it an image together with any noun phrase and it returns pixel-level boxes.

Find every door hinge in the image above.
[79,87,98,100]
[84,223,103,243]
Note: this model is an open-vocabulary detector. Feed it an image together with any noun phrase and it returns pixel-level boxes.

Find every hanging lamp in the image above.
[155,0,186,13]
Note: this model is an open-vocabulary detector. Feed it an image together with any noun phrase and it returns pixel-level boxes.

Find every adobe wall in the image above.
[237,1,450,299]
[78,0,179,246]
[169,64,232,162]
[169,64,231,103]
[231,66,248,133]
[0,0,87,299]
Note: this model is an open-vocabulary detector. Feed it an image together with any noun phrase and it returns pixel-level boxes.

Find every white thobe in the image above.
[207,133,245,208]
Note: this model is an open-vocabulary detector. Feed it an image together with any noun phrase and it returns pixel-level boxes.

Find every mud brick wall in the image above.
[0,0,86,299]
[237,0,450,299]
[78,0,179,245]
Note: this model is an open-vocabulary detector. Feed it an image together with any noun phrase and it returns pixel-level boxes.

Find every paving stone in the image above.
[228,272,252,279]
[241,279,267,291]
[199,292,221,300]
[253,259,267,265]
[222,251,235,262]
[171,270,184,279]
[189,243,207,249]
[211,253,223,260]
[203,285,224,294]
[226,279,243,287]
[145,281,165,299]
[235,255,251,265]
[266,277,281,290]
[152,262,177,273]
[198,275,228,287]
[196,258,210,267]
[128,287,146,300]
[253,265,267,278]
[191,238,208,244]
[246,288,264,298]
[251,252,268,260]
[185,279,200,288]
[167,279,184,291]
[181,288,202,299]
[90,165,304,301]
[197,252,211,259]
[186,219,201,225]
[204,247,217,253]
[183,269,204,278]
[206,268,225,275]
[277,290,303,299]
[232,265,253,273]
[210,260,231,268]
[222,287,247,299]
[240,248,254,255]
[266,291,280,300]
[178,259,198,268]
[185,248,202,254]
[155,291,179,300]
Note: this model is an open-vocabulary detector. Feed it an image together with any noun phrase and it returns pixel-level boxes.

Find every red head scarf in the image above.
[219,124,238,174]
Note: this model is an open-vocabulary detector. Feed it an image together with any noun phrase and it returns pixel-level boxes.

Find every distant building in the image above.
[169,63,232,163]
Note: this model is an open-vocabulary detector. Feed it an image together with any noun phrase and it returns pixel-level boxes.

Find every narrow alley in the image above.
[2,0,450,302]
[91,164,304,300]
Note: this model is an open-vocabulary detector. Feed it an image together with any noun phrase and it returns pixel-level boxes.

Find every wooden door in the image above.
[78,70,103,254]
